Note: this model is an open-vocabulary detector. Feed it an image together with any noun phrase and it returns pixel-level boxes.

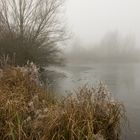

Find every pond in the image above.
[46,63,140,140]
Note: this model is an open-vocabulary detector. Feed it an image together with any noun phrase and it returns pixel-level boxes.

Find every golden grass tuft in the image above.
[52,84,126,140]
[0,65,126,140]
[0,65,55,139]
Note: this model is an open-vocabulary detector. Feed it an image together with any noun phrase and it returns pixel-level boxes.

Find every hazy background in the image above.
[47,1,140,139]
[46,1,140,139]
[63,0,140,64]
[65,0,140,47]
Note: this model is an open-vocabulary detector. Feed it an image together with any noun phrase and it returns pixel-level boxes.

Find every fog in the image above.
[50,1,140,139]
[65,31,140,64]
[65,0,140,47]
[64,0,140,64]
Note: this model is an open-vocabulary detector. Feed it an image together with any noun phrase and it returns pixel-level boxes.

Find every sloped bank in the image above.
[0,64,126,140]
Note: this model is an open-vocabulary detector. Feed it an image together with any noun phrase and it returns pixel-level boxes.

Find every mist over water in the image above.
[41,0,140,139]
[50,63,140,140]
[1,0,140,139]
[48,1,140,139]
[48,31,140,139]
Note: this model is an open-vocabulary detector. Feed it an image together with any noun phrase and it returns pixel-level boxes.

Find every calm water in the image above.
[47,63,140,140]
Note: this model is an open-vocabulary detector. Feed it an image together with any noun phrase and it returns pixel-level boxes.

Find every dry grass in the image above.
[53,84,126,140]
[0,65,126,140]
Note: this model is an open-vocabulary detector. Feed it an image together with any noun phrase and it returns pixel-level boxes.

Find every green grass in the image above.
[0,65,126,140]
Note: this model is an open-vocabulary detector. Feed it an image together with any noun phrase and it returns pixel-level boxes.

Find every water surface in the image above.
[47,63,140,140]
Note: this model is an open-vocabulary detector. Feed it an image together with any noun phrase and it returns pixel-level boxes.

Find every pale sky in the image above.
[65,0,140,46]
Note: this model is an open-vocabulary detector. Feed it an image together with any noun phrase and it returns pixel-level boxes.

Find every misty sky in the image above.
[65,0,140,46]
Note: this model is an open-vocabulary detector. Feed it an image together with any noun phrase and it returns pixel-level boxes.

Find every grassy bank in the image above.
[0,64,126,140]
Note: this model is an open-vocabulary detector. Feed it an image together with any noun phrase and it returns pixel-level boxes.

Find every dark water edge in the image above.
[44,63,140,140]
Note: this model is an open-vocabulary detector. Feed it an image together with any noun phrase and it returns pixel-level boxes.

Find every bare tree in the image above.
[0,0,65,66]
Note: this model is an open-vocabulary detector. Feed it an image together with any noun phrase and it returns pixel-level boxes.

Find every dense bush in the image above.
[0,0,65,66]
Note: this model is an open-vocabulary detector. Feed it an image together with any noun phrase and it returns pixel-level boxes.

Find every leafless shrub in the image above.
[0,0,66,66]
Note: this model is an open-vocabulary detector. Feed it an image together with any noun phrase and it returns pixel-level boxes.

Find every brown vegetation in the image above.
[0,65,126,140]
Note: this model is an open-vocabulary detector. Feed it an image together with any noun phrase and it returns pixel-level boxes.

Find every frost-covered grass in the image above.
[0,64,126,140]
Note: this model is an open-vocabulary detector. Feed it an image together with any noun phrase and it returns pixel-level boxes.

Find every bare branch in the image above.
[0,0,66,66]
